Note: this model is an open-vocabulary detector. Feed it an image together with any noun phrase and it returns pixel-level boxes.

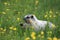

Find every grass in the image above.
[0,0,60,40]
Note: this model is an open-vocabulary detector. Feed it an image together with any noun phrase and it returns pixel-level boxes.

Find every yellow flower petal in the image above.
[13,27,17,31]
[49,10,53,14]
[49,15,52,18]
[3,29,6,32]
[17,18,20,21]
[25,37,30,40]
[31,32,36,36]
[2,12,6,14]
[41,31,44,35]
[6,9,10,11]
[32,36,36,40]
[35,0,39,5]
[53,37,58,40]
[31,32,36,40]
[4,2,8,5]
[0,28,3,30]
[44,14,48,18]
[47,37,52,40]
[52,24,56,28]
[9,27,13,30]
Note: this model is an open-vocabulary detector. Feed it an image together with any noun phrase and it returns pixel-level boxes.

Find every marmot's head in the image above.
[24,14,38,23]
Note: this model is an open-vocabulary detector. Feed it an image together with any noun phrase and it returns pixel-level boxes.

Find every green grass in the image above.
[0,0,60,40]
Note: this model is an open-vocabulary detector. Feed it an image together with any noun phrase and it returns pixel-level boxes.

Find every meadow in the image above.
[0,0,60,40]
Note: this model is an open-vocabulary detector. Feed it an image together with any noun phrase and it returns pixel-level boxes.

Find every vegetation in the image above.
[0,0,60,40]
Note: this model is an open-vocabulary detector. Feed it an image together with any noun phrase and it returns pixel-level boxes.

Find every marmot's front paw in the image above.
[20,23,23,26]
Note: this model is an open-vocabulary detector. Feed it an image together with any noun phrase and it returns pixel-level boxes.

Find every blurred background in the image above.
[0,0,60,40]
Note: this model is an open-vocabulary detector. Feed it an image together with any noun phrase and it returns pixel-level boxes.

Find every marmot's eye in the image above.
[31,15,33,18]
[26,16,30,19]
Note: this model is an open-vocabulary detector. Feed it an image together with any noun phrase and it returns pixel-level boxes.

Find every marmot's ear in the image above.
[31,15,34,18]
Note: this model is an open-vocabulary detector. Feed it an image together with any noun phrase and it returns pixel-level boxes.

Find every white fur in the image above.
[23,14,55,31]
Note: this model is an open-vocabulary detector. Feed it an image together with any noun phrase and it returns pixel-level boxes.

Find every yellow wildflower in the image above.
[49,10,53,14]
[31,32,36,36]
[35,0,39,5]
[17,18,20,21]
[4,2,10,5]
[47,37,52,40]
[52,24,56,28]
[31,36,36,40]
[31,32,36,40]
[2,12,6,14]
[6,9,10,11]
[13,27,17,31]
[49,15,52,18]
[44,14,48,18]
[18,12,20,14]
[41,31,44,35]
[0,28,3,30]
[9,27,13,30]
[3,29,6,32]
[53,37,58,40]
[25,37,30,40]
[4,2,8,5]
